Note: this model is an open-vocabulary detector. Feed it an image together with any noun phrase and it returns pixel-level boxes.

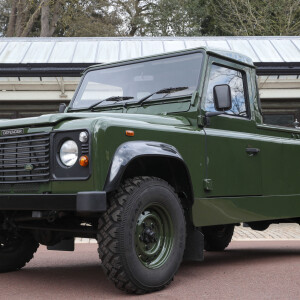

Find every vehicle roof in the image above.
[84,46,255,74]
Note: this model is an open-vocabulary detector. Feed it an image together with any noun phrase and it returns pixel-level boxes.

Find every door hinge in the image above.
[203,178,213,191]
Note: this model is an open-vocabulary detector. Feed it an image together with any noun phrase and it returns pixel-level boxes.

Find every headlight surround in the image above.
[59,140,78,167]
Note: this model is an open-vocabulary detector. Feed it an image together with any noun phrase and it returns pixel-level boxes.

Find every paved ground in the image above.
[1,241,300,300]
[233,223,300,240]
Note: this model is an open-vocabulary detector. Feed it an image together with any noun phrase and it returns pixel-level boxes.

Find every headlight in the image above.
[59,140,78,167]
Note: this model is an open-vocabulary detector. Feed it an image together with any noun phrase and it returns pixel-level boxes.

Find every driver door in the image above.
[202,59,262,197]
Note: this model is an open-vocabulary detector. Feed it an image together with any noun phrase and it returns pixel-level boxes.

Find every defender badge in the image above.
[1,128,24,136]
[24,164,34,171]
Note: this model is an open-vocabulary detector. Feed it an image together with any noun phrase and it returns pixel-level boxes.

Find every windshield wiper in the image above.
[136,86,188,106]
[89,96,134,110]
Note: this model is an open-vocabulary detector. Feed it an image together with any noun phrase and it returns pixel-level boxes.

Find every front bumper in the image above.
[0,191,107,212]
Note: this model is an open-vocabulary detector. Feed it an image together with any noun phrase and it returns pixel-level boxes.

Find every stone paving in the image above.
[233,223,300,240]
[75,223,300,243]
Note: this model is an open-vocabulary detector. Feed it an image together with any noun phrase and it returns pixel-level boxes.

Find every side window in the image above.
[204,64,248,117]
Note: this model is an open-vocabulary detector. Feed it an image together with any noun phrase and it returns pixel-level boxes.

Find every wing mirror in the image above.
[59,103,67,113]
[203,84,232,126]
[213,84,232,111]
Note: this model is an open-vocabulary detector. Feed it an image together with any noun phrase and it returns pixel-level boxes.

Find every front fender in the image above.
[104,141,184,192]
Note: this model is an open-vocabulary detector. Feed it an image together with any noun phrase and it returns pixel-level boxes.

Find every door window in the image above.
[204,64,248,117]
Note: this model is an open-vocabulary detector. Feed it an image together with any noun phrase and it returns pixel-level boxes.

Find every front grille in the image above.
[0,132,50,184]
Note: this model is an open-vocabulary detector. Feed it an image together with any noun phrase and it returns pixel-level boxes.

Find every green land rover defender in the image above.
[0,47,299,294]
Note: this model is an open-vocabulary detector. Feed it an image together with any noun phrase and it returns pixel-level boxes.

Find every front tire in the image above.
[202,224,234,251]
[97,176,186,294]
[0,231,39,272]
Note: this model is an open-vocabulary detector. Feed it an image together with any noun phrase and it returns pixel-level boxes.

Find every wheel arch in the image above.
[104,141,194,206]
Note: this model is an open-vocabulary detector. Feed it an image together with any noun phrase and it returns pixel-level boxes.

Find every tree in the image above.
[210,0,300,36]
[40,0,61,37]
[3,0,121,37]
[6,0,45,37]
[145,0,216,36]
[110,0,156,36]
[57,0,121,37]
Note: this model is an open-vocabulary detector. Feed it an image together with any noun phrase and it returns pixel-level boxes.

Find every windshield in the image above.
[71,52,203,109]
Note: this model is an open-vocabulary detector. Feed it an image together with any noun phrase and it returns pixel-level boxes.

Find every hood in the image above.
[0,112,191,130]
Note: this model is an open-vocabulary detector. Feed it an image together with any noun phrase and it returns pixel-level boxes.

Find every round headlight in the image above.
[60,140,78,167]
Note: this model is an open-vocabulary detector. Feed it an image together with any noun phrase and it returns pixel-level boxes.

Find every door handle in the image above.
[246,148,260,155]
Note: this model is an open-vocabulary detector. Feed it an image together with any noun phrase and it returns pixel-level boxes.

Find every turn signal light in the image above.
[126,130,135,137]
[79,155,89,167]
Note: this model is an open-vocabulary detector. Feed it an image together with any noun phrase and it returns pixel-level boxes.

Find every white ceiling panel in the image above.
[206,40,230,50]
[249,40,283,62]
[185,40,207,49]
[0,42,8,56]
[0,37,298,65]
[0,42,31,63]
[119,41,142,60]
[142,41,164,56]
[270,40,300,62]
[227,39,259,62]
[163,40,186,52]
[48,41,77,63]
[96,41,120,63]
[292,39,300,52]
[22,42,55,63]
[72,41,99,63]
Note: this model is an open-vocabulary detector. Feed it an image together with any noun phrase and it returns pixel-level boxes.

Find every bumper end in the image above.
[76,192,107,212]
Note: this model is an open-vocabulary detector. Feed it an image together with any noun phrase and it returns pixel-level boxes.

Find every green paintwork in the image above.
[135,204,174,269]
[1,47,300,227]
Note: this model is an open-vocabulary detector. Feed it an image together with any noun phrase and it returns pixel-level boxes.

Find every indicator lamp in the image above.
[79,155,89,167]
[126,130,135,137]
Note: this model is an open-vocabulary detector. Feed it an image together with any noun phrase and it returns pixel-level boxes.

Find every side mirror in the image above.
[213,84,232,111]
[59,103,67,113]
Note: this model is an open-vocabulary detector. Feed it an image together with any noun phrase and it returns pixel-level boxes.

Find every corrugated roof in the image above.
[0,36,299,64]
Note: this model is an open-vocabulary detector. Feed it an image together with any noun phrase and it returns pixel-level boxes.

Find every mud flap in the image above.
[183,227,204,262]
[47,238,75,251]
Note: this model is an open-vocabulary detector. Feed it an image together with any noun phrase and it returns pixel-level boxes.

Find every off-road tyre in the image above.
[97,176,186,294]
[0,232,39,272]
[202,224,234,251]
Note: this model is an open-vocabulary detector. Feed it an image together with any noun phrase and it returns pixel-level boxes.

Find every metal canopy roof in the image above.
[0,37,299,76]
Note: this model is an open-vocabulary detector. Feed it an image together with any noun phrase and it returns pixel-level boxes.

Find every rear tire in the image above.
[0,231,39,272]
[202,224,234,251]
[97,176,186,294]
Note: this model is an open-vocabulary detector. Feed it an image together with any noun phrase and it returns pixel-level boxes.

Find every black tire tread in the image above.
[203,224,234,251]
[97,176,183,294]
[0,235,39,273]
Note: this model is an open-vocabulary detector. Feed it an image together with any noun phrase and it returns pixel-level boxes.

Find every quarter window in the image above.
[204,64,248,117]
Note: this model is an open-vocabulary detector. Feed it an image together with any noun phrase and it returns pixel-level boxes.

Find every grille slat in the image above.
[0,137,49,146]
[0,149,49,156]
[0,161,49,168]
[3,143,50,151]
[0,154,49,162]
[0,167,49,173]
[0,132,50,184]
[0,173,50,179]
